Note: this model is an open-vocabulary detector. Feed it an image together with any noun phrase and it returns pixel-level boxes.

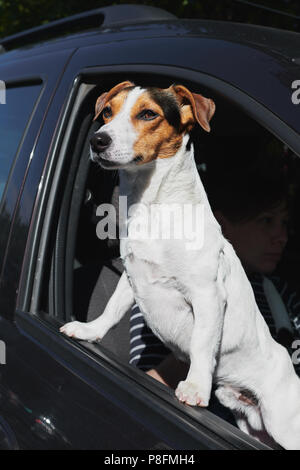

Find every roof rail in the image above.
[0,4,177,52]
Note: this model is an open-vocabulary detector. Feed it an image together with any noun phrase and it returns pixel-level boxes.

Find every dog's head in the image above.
[90,81,215,169]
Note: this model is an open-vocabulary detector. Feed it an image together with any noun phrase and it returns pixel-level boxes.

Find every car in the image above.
[0,3,300,450]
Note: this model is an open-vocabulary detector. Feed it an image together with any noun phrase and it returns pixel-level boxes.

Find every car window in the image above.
[0,83,42,202]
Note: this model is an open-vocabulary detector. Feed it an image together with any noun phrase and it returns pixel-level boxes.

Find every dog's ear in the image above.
[94,91,108,121]
[93,80,135,121]
[170,84,215,132]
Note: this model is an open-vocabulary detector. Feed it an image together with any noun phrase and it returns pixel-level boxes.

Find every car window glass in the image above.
[0,83,41,201]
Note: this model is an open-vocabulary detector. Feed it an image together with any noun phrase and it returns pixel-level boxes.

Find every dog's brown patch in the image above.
[94,80,134,121]
[130,90,183,164]
[102,89,130,123]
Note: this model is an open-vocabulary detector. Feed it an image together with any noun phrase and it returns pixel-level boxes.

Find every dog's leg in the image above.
[175,283,225,407]
[60,271,135,341]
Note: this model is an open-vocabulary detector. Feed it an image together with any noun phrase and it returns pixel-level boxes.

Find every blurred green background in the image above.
[0,0,300,38]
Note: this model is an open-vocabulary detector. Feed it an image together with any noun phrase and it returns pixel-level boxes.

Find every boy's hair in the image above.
[201,136,293,223]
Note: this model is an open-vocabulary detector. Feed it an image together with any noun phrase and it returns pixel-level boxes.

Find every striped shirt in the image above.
[129,273,300,376]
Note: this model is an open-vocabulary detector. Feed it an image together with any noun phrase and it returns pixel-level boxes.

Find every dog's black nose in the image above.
[90,132,112,153]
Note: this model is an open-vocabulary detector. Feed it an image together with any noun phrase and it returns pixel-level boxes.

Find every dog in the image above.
[60,81,300,449]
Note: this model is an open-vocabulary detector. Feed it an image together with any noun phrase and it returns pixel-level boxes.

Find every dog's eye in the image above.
[102,106,112,119]
[138,109,158,121]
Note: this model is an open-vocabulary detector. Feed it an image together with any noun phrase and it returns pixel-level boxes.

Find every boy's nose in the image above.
[272,224,288,247]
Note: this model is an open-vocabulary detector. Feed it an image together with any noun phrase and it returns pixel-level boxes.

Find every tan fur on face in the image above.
[102,90,130,124]
[94,80,134,121]
[130,91,183,165]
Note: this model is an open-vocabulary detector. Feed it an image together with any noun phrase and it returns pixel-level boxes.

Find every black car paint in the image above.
[0,14,299,449]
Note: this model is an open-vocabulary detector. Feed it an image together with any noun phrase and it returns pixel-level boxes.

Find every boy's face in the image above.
[218,202,289,274]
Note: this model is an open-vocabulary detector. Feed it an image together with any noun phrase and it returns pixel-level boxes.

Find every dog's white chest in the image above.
[120,237,194,358]
[120,237,180,292]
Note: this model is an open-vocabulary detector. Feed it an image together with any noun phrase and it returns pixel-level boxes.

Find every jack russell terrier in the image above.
[60,81,300,449]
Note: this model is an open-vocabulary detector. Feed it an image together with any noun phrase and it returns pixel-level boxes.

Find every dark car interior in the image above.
[39,72,300,433]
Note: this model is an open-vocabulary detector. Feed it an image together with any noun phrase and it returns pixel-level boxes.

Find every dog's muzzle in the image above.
[90,132,112,154]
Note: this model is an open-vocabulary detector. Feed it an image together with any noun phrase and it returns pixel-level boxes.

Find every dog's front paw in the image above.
[60,321,101,342]
[175,380,209,407]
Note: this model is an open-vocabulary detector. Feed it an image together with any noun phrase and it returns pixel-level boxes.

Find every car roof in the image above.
[1,6,300,65]
[1,6,300,137]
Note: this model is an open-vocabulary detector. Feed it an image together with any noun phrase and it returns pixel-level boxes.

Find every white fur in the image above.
[61,89,300,449]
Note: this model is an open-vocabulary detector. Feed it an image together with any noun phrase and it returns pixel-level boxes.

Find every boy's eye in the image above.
[138,109,158,121]
[282,218,290,228]
[256,214,272,226]
[102,106,112,118]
